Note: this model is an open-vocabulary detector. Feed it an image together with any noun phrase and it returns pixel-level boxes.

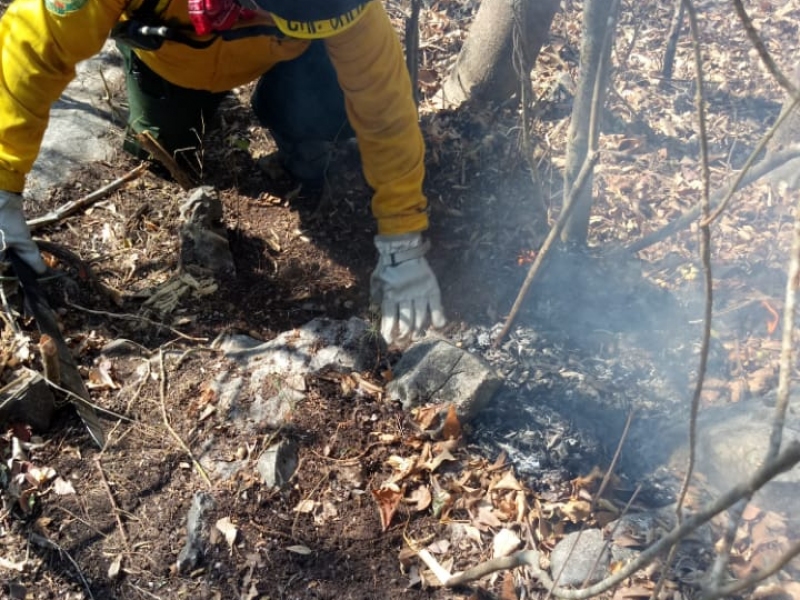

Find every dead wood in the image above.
[425,441,800,598]
[135,132,196,190]
[624,144,800,254]
[655,2,712,596]
[26,163,147,232]
[493,151,599,347]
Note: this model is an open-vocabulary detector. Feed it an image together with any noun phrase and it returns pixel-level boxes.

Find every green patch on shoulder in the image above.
[45,0,89,16]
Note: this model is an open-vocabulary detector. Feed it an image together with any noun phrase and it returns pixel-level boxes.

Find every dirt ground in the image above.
[2,0,800,599]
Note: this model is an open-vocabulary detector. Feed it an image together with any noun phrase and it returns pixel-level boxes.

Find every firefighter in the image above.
[0,0,446,342]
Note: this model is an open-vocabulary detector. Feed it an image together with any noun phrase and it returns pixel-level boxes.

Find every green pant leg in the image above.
[117,43,228,161]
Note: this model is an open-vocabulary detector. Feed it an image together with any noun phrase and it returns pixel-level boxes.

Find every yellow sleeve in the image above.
[324,1,428,235]
[0,0,124,192]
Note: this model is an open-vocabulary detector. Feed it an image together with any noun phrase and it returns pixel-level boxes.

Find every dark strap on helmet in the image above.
[244,0,368,21]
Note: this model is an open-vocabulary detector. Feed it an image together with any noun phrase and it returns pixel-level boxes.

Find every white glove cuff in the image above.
[374,233,430,266]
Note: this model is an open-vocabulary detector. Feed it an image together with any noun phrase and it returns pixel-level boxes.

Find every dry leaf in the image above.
[108,553,123,580]
[53,477,76,496]
[427,539,450,554]
[442,404,462,440]
[560,499,593,524]
[413,405,444,430]
[491,471,524,492]
[492,529,521,558]
[501,571,517,600]
[423,448,456,473]
[0,556,27,572]
[286,544,312,555]
[407,485,432,511]
[293,499,318,514]
[372,485,404,531]
[215,517,238,549]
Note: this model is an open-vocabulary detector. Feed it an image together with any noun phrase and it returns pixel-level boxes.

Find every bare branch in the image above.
[27,163,148,232]
[625,144,800,254]
[493,151,600,347]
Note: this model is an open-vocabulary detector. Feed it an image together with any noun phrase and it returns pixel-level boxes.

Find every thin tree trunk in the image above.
[560,0,620,245]
[441,0,560,107]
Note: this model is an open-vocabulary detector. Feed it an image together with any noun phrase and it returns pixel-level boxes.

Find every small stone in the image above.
[257,439,299,489]
[176,492,216,574]
[549,529,610,585]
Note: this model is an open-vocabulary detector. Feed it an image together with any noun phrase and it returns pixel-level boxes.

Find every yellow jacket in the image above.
[0,0,428,234]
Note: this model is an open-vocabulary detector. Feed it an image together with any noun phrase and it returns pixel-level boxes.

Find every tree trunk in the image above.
[560,0,620,245]
[441,0,560,107]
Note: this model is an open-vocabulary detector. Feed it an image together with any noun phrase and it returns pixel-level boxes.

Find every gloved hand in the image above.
[0,190,46,275]
[371,232,446,343]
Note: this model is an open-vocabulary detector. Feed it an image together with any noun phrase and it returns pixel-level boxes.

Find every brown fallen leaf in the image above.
[442,404,462,440]
[407,485,432,512]
[372,485,404,531]
[501,571,517,600]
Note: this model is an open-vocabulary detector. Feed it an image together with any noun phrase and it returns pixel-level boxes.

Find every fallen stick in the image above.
[27,162,148,232]
[135,131,195,190]
[625,144,800,254]
[413,441,800,597]
[493,150,599,347]
[158,349,213,489]
[95,457,131,553]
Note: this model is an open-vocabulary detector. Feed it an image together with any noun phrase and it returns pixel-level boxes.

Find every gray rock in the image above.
[26,42,124,199]
[248,387,304,429]
[386,339,501,422]
[219,317,381,375]
[257,439,299,488]
[176,491,216,574]
[549,529,610,586]
[625,399,800,515]
[179,187,235,276]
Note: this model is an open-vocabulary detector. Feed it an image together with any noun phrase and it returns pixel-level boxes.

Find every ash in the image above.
[454,318,698,501]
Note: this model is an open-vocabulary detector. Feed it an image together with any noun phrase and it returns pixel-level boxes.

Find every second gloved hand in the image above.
[0,190,46,275]
[371,232,446,343]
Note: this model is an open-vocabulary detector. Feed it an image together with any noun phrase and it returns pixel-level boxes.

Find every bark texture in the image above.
[441,0,560,107]
[560,0,619,244]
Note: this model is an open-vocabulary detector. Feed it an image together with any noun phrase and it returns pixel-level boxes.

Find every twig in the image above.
[95,457,131,553]
[66,301,207,342]
[157,349,212,488]
[548,410,636,600]
[493,151,600,347]
[653,1,712,596]
[701,93,800,226]
[731,0,798,97]
[625,144,800,254]
[703,538,800,600]
[292,472,328,536]
[434,441,800,597]
[29,533,96,600]
[27,163,148,232]
[135,132,195,190]
[767,134,800,465]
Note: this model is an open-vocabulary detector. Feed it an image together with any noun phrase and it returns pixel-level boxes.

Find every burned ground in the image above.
[1,0,800,599]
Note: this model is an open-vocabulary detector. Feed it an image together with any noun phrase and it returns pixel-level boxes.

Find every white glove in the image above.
[0,190,46,275]
[371,232,446,343]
